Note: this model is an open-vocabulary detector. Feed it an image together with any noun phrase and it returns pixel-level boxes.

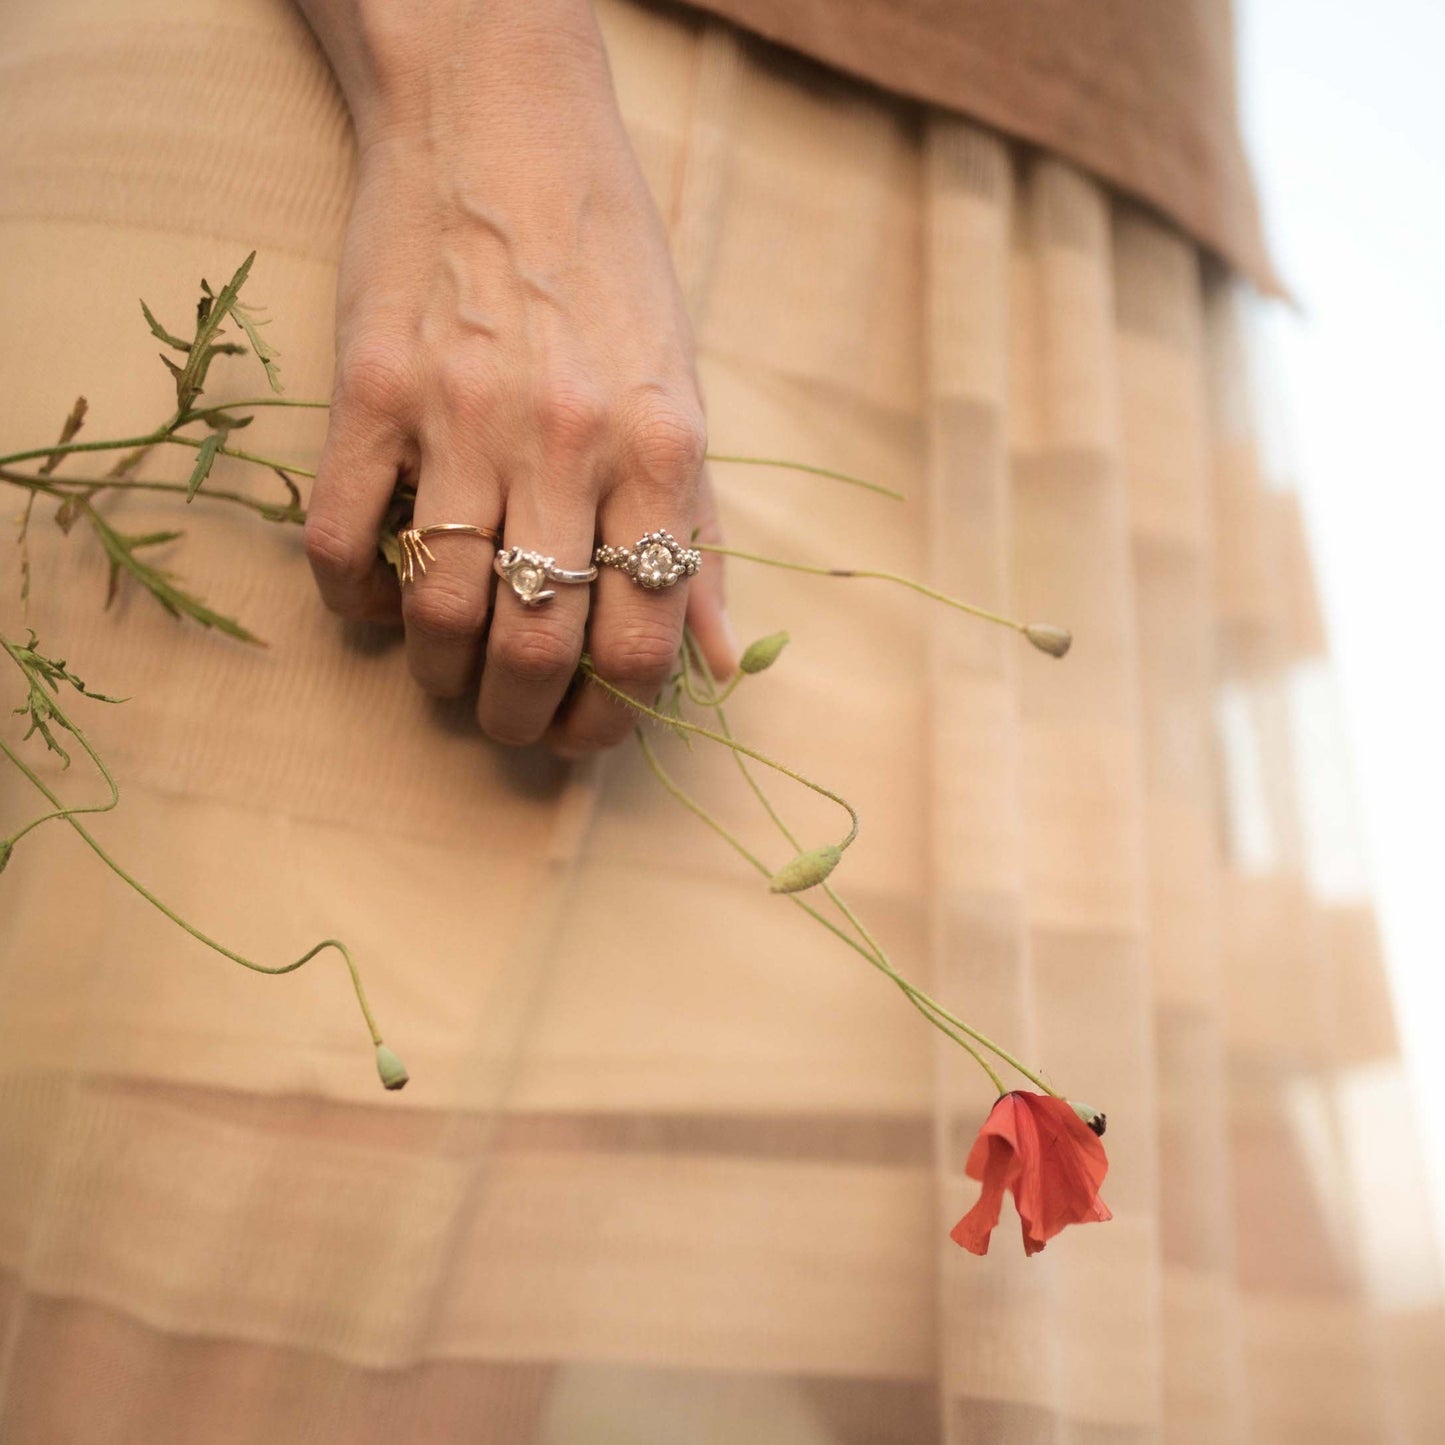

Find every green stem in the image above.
[162,434,316,479]
[0,431,166,469]
[1,736,385,1046]
[704,453,905,502]
[698,542,1029,636]
[580,662,860,853]
[635,729,1005,1091]
[685,636,1033,1094]
[193,398,330,413]
[1,469,303,523]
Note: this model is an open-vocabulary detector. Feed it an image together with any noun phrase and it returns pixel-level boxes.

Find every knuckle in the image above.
[492,624,580,685]
[623,397,707,492]
[405,580,485,644]
[536,377,607,457]
[303,512,369,584]
[592,619,680,691]
[335,338,415,419]
[435,349,498,425]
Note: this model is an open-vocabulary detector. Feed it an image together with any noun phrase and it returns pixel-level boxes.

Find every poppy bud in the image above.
[1071,1100,1106,1136]
[739,631,790,674]
[375,1043,410,1091]
[1024,623,1072,658]
[769,844,842,894]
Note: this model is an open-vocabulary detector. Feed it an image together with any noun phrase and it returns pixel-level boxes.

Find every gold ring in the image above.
[397,523,501,584]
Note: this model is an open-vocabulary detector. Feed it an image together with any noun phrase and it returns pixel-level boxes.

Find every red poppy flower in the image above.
[950,1091,1112,1256]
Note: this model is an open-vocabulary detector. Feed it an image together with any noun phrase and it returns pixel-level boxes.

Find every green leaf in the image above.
[185,431,224,501]
[169,252,258,413]
[82,504,264,645]
[4,628,124,768]
[232,298,283,394]
[139,299,191,352]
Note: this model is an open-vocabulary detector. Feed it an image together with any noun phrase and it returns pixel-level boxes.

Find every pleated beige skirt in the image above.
[2,1,1443,1440]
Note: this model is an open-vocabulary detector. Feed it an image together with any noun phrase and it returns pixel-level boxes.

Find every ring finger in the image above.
[478,467,597,747]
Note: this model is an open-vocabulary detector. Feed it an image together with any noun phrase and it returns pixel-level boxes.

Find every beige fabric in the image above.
[668,0,1284,298]
[0,0,1439,1440]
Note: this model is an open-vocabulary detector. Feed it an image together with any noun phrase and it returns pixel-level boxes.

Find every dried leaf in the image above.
[272,467,301,509]
[37,396,88,477]
[106,443,155,479]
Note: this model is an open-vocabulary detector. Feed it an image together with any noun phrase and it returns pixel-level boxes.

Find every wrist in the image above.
[298,0,613,153]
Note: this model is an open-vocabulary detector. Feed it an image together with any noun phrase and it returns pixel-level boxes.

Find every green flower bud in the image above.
[1071,1100,1106,1136]
[1024,623,1072,659]
[739,631,790,674]
[375,1043,410,1091]
[769,844,842,894]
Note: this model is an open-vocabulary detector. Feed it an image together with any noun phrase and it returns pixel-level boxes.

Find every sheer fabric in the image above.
[1,1,1441,1440]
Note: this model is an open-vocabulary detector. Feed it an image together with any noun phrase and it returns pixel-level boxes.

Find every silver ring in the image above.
[593,530,701,590]
[493,546,599,607]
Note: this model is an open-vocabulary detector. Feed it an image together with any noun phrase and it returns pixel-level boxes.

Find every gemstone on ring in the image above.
[494,548,558,606]
[594,530,701,590]
[493,546,599,607]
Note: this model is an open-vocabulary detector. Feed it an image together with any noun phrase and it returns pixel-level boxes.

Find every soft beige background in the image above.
[0,1,1441,1440]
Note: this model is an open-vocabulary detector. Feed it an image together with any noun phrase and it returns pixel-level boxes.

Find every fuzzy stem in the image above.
[0,431,167,470]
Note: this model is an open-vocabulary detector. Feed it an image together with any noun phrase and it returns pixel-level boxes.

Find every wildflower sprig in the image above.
[1,250,1086,1106]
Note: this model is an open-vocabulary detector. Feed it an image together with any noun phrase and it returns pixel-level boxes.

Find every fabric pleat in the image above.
[1,1,1441,1441]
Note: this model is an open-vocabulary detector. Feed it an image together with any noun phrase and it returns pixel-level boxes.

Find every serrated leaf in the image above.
[139,299,191,352]
[232,298,283,394]
[81,504,264,645]
[3,628,124,769]
[185,432,224,501]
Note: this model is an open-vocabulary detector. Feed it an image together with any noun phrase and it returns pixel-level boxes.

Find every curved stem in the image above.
[0,737,386,1048]
[635,729,1005,1092]
[683,632,1048,1097]
[580,663,859,852]
[698,543,1029,636]
[705,453,905,502]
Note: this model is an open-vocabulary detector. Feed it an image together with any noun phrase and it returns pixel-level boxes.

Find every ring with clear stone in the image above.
[593,530,702,590]
[493,546,598,607]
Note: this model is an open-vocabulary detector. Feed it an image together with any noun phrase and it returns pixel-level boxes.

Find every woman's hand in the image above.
[294,0,736,752]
